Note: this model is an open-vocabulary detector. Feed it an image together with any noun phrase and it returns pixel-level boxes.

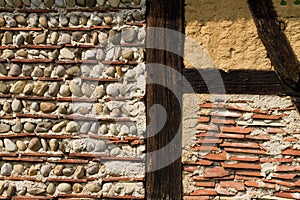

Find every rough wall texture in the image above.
[0,0,146,199]
[185,0,300,71]
[183,94,300,200]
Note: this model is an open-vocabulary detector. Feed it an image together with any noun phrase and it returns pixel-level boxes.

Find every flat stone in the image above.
[86,183,101,193]
[40,102,57,113]
[76,0,86,6]
[55,0,65,7]
[60,48,74,59]
[49,138,59,151]
[13,164,24,174]
[16,140,27,151]
[31,66,44,77]
[4,139,17,152]
[6,185,16,197]
[28,13,38,27]
[8,64,21,76]
[44,0,55,7]
[16,49,28,58]
[50,32,59,45]
[2,49,15,59]
[69,79,83,97]
[74,166,85,178]
[32,0,42,6]
[1,163,12,176]
[34,32,47,44]
[15,15,27,26]
[46,183,56,194]
[60,34,71,44]
[39,15,48,28]
[24,122,36,132]
[32,82,48,96]
[28,137,41,151]
[109,30,121,45]
[72,183,83,193]
[4,15,16,27]
[35,122,53,133]
[3,31,13,45]
[12,119,23,132]
[94,140,107,152]
[70,14,79,26]
[122,28,136,43]
[59,85,70,97]
[59,14,69,27]
[27,188,46,195]
[66,121,80,132]
[41,165,51,177]
[108,0,120,7]
[48,82,60,96]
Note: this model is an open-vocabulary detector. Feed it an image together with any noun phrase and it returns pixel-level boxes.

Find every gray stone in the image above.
[31,102,39,111]
[108,0,120,7]
[86,183,101,193]
[49,139,59,151]
[2,49,14,59]
[44,66,53,77]
[122,28,136,43]
[48,82,60,96]
[66,0,75,6]
[6,185,16,197]
[41,165,51,177]
[22,65,33,76]
[3,31,13,45]
[34,32,47,44]
[106,84,119,97]
[16,140,26,151]
[60,48,74,59]
[24,122,36,132]
[41,138,48,151]
[13,164,24,174]
[70,14,79,26]
[50,32,59,45]
[72,31,83,42]
[125,69,135,79]
[12,120,23,133]
[35,122,53,133]
[27,188,45,195]
[87,165,99,175]
[66,121,80,132]
[109,30,121,45]
[72,183,83,193]
[44,0,55,7]
[90,15,102,26]
[86,143,94,152]
[0,64,7,75]
[62,167,74,176]
[22,0,31,5]
[86,0,96,7]
[59,14,69,27]
[59,85,70,97]
[8,64,21,76]
[69,79,83,97]
[60,34,71,44]
[46,183,56,194]
[49,49,59,60]
[2,102,11,113]
[49,16,59,27]
[74,166,85,178]
[0,123,10,133]
[57,183,71,193]
[28,13,38,27]
[31,66,44,77]
[55,0,65,7]
[28,137,41,151]
[39,15,48,28]
[32,0,42,6]
[85,50,96,59]
[81,82,93,97]
[4,139,17,152]
[16,49,28,58]
[132,11,143,21]
[76,0,86,6]
[98,32,108,45]
[120,124,129,134]
[110,147,121,156]
[111,108,121,117]
[79,122,90,134]
[32,82,48,96]
[94,140,107,152]
[15,15,27,26]
[1,163,12,176]
[4,15,16,27]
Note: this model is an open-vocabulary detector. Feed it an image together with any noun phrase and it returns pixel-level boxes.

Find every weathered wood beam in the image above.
[183,69,287,95]
[247,0,300,89]
[146,0,184,199]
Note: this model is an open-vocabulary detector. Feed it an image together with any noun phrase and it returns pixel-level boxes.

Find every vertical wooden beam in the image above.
[146,0,184,199]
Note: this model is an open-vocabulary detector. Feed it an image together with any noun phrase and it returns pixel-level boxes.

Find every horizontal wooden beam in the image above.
[183,69,288,95]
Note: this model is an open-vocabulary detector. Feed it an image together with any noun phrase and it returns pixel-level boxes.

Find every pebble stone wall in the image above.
[0,0,146,199]
[183,94,300,200]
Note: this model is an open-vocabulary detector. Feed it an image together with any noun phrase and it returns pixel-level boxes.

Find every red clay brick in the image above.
[183,167,198,172]
[191,146,218,151]
[220,142,260,149]
[235,175,259,181]
[275,165,298,172]
[190,189,217,196]
[210,112,243,118]
[275,192,300,199]
[203,167,229,178]
[244,181,259,187]
[197,124,219,131]
[198,116,210,123]
[196,139,223,144]
[221,162,261,170]
[283,149,300,156]
[196,132,216,137]
[236,171,262,177]
[219,181,245,191]
[203,151,227,161]
[267,127,286,134]
[229,156,260,162]
[245,135,271,141]
[272,173,297,180]
[195,182,215,187]
[252,114,285,120]
[263,179,295,187]
[221,126,253,134]
[215,133,245,139]
[200,102,225,108]
[183,196,210,200]
[284,138,298,142]
[213,175,235,180]
[211,118,235,125]
[224,148,266,155]
[184,159,213,166]
[260,157,294,163]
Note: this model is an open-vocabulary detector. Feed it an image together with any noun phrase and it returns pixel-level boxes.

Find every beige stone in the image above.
[40,102,57,113]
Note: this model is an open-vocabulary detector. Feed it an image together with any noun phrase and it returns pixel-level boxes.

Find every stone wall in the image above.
[0,0,146,199]
[182,94,300,199]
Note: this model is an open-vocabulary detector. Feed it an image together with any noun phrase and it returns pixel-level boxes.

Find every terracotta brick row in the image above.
[200,102,225,108]
[226,105,269,114]
[210,111,243,118]
[259,157,294,163]
[272,173,297,180]
[196,139,223,144]
[221,162,261,170]
[221,126,253,134]
[0,176,40,182]
[12,197,54,200]
[48,159,89,164]
[229,156,260,162]
[101,195,145,199]
[47,178,88,183]
[183,196,210,200]
[220,142,261,149]
[274,192,300,199]
[2,157,44,162]
[195,181,215,187]
[191,145,218,151]
[263,179,295,187]
[211,118,236,125]
[223,148,266,155]
[102,177,144,182]
[245,135,271,141]
[203,151,227,161]
[184,159,213,166]
[235,171,262,177]
[190,189,217,196]
[215,133,245,139]
[252,113,285,120]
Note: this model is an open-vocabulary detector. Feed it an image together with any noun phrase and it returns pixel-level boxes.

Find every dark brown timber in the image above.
[247,0,300,89]
[146,0,184,199]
